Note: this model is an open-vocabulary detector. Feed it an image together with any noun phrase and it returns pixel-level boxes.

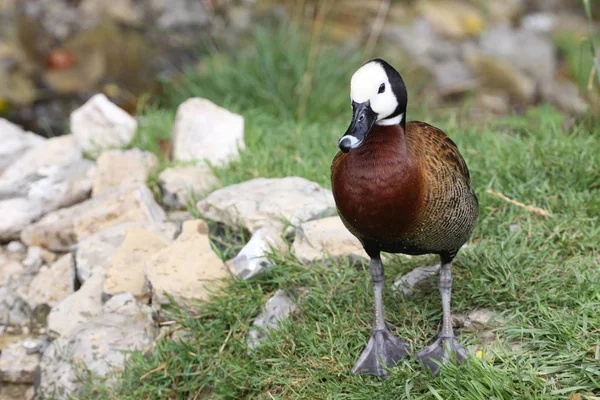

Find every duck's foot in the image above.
[417,334,467,375]
[351,328,410,376]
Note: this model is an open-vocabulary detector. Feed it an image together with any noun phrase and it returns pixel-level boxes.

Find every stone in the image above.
[6,241,25,254]
[39,293,154,398]
[22,184,167,251]
[0,135,81,187]
[197,177,335,234]
[431,59,475,95]
[92,149,159,197]
[420,0,484,39]
[292,216,367,263]
[75,221,177,283]
[0,341,40,383]
[464,309,505,331]
[70,93,138,157]
[0,383,34,400]
[227,227,287,280]
[0,119,45,175]
[27,253,75,314]
[0,252,34,327]
[464,52,536,104]
[479,23,555,84]
[171,98,245,165]
[392,264,441,296]
[46,273,104,338]
[0,156,95,241]
[541,79,589,116]
[247,290,297,350]
[158,165,220,209]
[145,220,231,307]
[153,0,211,29]
[103,227,169,301]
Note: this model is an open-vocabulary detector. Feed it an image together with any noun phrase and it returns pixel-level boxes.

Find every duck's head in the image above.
[338,59,407,153]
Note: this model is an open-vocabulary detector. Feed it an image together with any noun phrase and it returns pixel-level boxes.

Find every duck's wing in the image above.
[407,121,471,185]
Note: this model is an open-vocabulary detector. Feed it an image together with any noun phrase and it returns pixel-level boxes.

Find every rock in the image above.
[0,383,34,400]
[21,337,50,355]
[103,227,169,301]
[6,241,25,254]
[292,216,367,263]
[247,290,298,350]
[0,119,45,175]
[0,252,33,326]
[464,52,536,104]
[431,59,475,95]
[522,12,555,33]
[171,98,245,165]
[392,264,441,296]
[541,79,589,116]
[22,184,167,251]
[26,253,75,315]
[420,1,484,39]
[75,221,177,283]
[39,293,154,398]
[158,165,220,210]
[145,220,231,307]
[21,247,43,275]
[70,93,138,157]
[0,159,95,241]
[464,309,505,331]
[153,0,211,29]
[46,273,103,338]
[0,340,40,383]
[0,135,81,187]
[197,177,335,234]
[479,23,555,83]
[92,149,159,197]
[227,227,287,280]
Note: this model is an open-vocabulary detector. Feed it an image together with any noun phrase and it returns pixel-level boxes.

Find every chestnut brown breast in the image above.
[331,124,425,245]
[331,122,478,256]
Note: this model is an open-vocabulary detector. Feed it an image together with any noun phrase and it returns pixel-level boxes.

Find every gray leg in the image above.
[417,261,467,375]
[352,256,410,376]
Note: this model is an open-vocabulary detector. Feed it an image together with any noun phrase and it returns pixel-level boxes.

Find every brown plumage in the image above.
[331,58,478,377]
[331,121,478,261]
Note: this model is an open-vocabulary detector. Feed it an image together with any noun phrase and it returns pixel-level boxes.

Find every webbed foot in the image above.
[417,334,467,375]
[351,328,410,376]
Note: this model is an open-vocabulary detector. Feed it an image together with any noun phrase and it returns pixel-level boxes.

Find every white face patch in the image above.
[350,61,399,122]
[338,134,361,148]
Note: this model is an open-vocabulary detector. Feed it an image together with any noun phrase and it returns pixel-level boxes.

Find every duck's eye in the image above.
[378,83,385,94]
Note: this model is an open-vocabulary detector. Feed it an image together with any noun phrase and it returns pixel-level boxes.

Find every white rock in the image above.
[247,290,297,350]
[75,221,177,283]
[0,135,81,186]
[0,341,40,383]
[0,198,40,241]
[145,220,231,307]
[6,241,26,253]
[21,184,167,251]
[27,253,75,313]
[0,255,32,326]
[103,227,169,301]
[22,247,43,274]
[392,264,440,296]
[39,293,154,398]
[0,119,45,175]
[159,165,220,209]
[46,273,104,338]
[479,23,555,83]
[196,177,335,234]
[227,227,287,280]
[292,216,367,263]
[172,98,245,165]
[92,149,159,197]
[70,93,138,156]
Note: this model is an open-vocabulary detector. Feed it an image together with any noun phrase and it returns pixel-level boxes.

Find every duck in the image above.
[330,59,479,376]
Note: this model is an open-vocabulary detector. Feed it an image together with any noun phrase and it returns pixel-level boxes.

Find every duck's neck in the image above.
[357,123,409,161]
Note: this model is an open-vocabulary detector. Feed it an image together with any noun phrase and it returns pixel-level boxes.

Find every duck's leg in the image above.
[417,259,467,375]
[352,255,410,376]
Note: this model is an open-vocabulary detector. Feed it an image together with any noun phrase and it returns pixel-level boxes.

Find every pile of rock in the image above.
[0,94,367,398]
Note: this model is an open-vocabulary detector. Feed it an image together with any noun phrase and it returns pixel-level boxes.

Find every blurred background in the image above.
[0,0,599,139]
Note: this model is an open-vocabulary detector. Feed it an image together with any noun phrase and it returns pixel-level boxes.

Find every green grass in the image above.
[80,24,600,400]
